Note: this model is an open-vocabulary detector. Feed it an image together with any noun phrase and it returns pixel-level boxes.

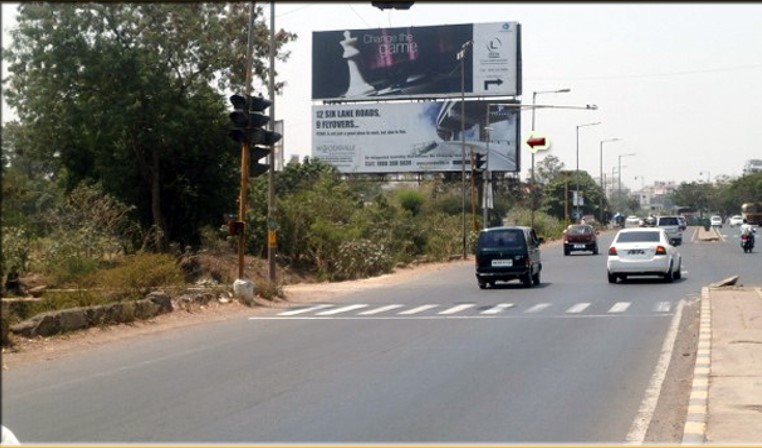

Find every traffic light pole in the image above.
[238,2,256,280]
[267,2,277,284]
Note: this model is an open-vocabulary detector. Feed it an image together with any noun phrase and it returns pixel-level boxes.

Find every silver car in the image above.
[656,215,683,246]
[607,228,682,284]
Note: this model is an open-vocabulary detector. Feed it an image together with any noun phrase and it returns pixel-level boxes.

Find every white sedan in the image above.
[729,215,744,226]
[607,228,682,283]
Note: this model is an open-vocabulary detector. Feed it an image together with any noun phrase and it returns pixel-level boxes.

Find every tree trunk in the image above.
[151,148,167,252]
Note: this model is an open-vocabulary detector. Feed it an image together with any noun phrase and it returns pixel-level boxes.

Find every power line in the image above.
[347,4,372,29]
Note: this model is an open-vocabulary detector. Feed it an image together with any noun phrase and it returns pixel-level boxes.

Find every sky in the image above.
[3,2,762,190]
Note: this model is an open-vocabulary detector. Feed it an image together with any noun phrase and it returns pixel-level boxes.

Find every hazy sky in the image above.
[4,2,762,189]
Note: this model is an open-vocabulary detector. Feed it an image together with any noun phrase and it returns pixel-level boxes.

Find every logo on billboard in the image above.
[486,37,502,58]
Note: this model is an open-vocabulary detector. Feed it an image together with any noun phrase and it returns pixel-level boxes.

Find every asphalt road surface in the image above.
[3,226,759,443]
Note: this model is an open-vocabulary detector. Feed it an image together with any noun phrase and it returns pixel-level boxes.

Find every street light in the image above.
[575,121,601,222]
[599,137,621,224]
[458,40,472,259]
[618,152,636,201]
[530,88,571,227]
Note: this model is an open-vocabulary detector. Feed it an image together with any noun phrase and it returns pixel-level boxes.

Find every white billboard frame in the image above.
[312,100,520,174]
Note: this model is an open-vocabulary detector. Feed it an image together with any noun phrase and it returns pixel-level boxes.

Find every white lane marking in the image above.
[609,302,631,313]
[277,304,334,316]
[358,304,405,315]
[316,304,369,316]
[481,303,516,315]
[566,303,591,314]
[438,304,476,315]
[525,303,551,313]
[626,299,686,443]
[398,304,439,315]
[654,301,671,313]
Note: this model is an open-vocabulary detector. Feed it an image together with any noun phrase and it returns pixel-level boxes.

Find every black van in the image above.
[475,226,543,289]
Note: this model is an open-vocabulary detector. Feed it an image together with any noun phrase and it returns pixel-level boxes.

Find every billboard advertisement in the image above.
[312,22,521,100]
[312,100,520,174]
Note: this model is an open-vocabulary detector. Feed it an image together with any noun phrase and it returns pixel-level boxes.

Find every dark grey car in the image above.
[474,226,543,289]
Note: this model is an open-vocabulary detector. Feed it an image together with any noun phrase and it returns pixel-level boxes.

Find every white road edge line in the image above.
[625,297,686,444]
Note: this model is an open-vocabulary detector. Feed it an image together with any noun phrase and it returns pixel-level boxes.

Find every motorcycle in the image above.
[741,233,755,253]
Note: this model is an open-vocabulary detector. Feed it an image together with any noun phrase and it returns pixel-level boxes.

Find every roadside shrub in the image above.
[334,239,393,280]
[502,207,565,241]
[1,226,31,276]
[256,280,284,300]
[394,189,426,216]
[424,213,463,261]
[90,253,184,293]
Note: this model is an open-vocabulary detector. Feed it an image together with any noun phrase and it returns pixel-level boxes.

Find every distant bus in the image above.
[741,202,762,226]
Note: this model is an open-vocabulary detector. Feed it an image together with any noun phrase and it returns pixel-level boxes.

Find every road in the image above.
[2,226,759,443]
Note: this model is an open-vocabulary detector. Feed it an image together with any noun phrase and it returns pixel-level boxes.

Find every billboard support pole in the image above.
[458,40,472,260]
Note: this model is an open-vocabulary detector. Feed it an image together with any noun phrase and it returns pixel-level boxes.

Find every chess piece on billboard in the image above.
[340,30,375,97]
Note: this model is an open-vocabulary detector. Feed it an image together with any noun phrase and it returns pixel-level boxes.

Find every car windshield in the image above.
[480,229,526,249]
[658,217,679,226]
[567,226,592,235]
[616,231,661,243]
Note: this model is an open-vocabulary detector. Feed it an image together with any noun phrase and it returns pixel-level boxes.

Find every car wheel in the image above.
[608,272,617,284]
[478,281,487,289]
[532,270,541,285]
[564,248,570,256]
[521,272,533,288]
[674,262,682,280]
[592,244,599,255]
[664,263,674,283]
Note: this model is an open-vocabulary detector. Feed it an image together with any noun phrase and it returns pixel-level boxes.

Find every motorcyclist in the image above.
[740,219,756,236]
[740,219,756,249]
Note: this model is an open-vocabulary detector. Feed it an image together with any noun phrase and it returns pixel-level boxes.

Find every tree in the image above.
[540,170,605,222]
[532,154,565,186]
[3,3,297,249]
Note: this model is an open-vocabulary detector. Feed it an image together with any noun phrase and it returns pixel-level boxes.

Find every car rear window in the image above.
[480,229,526,249]
[567,226,592,235]
[616,231,661,243]
[658,217,679,226]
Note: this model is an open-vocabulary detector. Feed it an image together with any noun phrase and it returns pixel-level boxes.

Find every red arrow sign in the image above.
[527,137,547,148]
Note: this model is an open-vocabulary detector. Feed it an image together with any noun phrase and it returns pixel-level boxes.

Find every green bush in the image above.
[1,226,31,276]
[90,253,184,293]
[502,207,565,241]
[334,238,393,280]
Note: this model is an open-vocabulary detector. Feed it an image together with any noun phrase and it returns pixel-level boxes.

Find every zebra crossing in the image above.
[250,300,675,320]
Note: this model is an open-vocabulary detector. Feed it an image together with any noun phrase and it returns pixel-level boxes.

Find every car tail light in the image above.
[655,245,667,255]
[608,246,617,255]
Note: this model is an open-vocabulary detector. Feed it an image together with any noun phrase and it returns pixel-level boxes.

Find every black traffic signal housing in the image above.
[372,1,414,10]
[228,93,283,177]
[473,152,487,176]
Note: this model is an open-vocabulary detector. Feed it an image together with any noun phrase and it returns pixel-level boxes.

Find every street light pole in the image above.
[458,40,472,259]
[530,88,570,228]
[599,138,621,224]
[618,152,636,204]
[575,121,601,223]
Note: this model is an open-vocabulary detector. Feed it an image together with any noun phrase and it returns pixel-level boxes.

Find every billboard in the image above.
[312,22,521,100]
[312,100,520,174]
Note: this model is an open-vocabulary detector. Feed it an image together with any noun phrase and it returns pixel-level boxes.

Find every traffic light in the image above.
[473,152,487,175]
[372,1,414,9]
[228,93,282,177]
[250,146,270,177]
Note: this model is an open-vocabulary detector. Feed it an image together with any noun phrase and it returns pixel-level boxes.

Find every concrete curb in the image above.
[682,286,711,445]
